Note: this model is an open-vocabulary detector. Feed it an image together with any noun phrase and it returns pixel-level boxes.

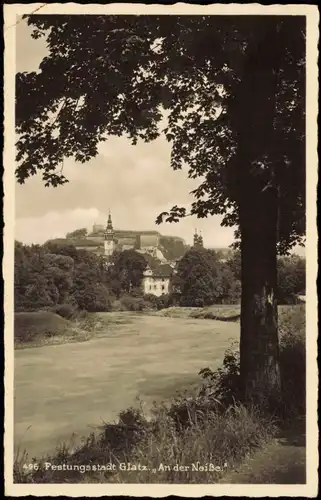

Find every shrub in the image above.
[111,299,128,312]
[279,330,305,418]
[75,284,112,312]
[279,304,305,338]
[52,303,77,320]
[277,255,305,304]
[199,343,242,406]
[140,294,171,311]
[143,293,159,308]
[130,288,144,299]
[198,306,306,420]
[156,293,171,310]
[76,309,89,320]
[120,295,145,312]
[225,279,242,304]
[14,311,70,345]
[194,297,205,307]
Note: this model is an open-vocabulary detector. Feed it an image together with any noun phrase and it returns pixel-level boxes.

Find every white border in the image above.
[4,3,319,497]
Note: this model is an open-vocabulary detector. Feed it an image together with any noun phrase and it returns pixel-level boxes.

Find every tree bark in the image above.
[239,187,281,405]
[234,19,282,405]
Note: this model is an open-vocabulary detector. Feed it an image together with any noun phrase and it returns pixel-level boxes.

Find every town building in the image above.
[142,264,173,297]
[82,212,167,262]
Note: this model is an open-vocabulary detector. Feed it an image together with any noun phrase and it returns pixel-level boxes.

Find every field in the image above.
[14,312,240,459]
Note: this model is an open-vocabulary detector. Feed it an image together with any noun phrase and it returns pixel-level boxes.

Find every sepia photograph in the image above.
[4,3,318,497]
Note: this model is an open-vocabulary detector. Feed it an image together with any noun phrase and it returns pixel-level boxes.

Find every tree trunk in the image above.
[239,186,281,405]
[235,19,282,405]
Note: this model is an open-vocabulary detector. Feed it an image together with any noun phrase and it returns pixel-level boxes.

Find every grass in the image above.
[14,402,277,483]
[153,305,241,321]
[13,305,305,484]
[155,304,302,322]
[278,304,305,340]
[14,311,92,349]
[220,421,306,484]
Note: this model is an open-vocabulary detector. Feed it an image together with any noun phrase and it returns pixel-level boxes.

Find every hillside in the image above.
[46,231,189,261]
[48,238,99,247]
[159,236,189,261]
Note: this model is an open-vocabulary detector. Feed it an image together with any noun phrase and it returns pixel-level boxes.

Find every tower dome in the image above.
[143,265,153,277]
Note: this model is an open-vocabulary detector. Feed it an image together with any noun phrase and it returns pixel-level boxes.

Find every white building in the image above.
[142,264,173,297]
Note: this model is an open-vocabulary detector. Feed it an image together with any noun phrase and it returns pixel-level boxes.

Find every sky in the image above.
[15,18,237,248]
[14,18,304,255]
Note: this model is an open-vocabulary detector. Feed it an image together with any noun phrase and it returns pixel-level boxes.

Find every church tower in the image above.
[193,228,204,248]
[193,229,199,247]
[104,211,115,258]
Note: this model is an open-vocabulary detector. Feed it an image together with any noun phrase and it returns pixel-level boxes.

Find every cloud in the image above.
[15,208,101,245]
[14,18,236,249]
[15,202,237,248]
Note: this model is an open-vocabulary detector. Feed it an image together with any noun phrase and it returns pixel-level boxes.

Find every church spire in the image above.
[193,228,198,247]
[105,210,114,240]
[193,228,204,248]
[107,210,113,230]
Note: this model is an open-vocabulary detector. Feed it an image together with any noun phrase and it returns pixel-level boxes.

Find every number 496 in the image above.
[23,463,39,471]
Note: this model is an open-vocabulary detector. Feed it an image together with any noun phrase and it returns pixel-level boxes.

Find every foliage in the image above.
[198,305,305,418]
[73,283,112,312]
[107,249,147,297]
[199,344,242,406]
[120,295,145,312]
[142,293,159,307]
[279,330,305,418]
[15,241,109,312]
[277,255,305,304]
[226,250,241,282]
[66,228,88,239]
[226,251,306,304]
[155,293,172,310]
[15,243,58,309]
[142,293,172,310]
[111,299,128,312]
[14,240,179,314]
[174,248,240,306]
[51,303,78,320]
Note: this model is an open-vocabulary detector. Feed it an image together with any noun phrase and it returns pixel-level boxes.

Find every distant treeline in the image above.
[14,241,305,316]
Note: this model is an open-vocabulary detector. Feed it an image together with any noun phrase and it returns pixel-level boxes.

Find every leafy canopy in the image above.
[16,15,305,253]
[108,249,147,295]
[173,248,241,306]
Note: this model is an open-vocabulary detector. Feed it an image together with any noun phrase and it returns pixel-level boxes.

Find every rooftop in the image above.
[151,263,174,278]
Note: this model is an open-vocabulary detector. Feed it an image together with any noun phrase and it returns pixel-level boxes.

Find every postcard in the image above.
[3,3,319,497]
